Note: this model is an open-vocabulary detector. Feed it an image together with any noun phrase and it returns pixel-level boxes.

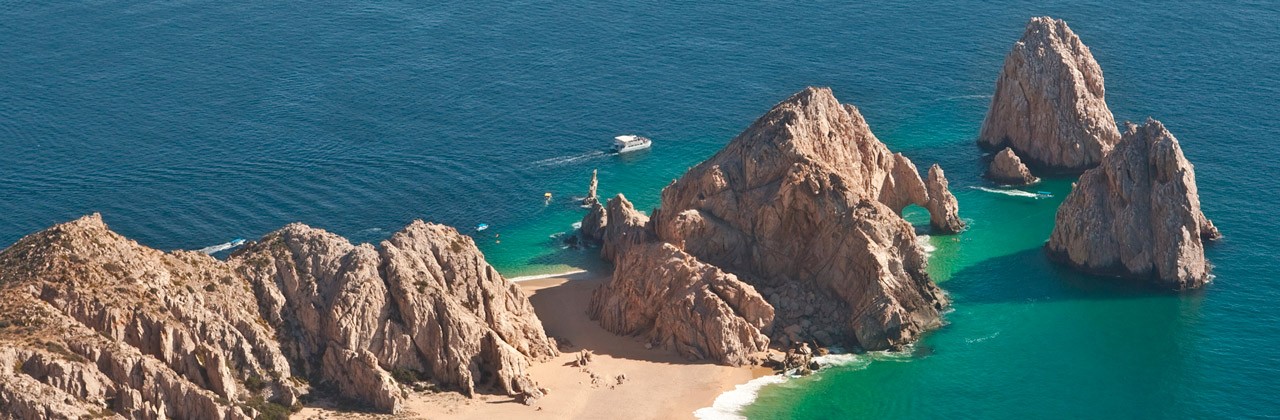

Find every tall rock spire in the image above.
[979,16,1121,173]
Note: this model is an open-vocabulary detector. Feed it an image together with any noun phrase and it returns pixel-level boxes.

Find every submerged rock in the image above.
[1046,119,1221,289]
[588,87,952,360]
[0,214,558,417]
[986,147,1040,185]
[978,16,1120,173]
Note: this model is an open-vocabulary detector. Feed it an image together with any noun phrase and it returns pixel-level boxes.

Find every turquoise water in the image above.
[2,1,1278,418]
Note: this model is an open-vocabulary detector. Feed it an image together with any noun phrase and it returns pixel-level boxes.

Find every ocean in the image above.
[2,1,1278,418]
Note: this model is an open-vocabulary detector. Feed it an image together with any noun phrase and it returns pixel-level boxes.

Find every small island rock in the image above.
[1046,119,1221,289]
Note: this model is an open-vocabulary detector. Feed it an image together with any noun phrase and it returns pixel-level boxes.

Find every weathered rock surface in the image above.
[0,214,557,417]
[588,242,772,366]
[986,147,1041,185]
[978,16,1121,173]
[587,87,952,359]
[1047,119,1221,289]
[925,165,965,233]
[598,194,654,264]
[583,169,600,207]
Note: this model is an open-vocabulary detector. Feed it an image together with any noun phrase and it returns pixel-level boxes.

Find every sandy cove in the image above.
[299,270,766,419]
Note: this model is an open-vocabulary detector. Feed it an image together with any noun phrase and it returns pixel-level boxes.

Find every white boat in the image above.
[612,135,652,154]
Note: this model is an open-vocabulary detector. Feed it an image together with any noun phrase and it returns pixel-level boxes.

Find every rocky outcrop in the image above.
[588,87,951,358]
[0,214,557,417]
[978,16,1121,173]
[925,165,965,233]
[986,147,1040,185]
[588,242,773,366]
[598,194,654,264]
[583,169,600,207]
[1047,119,1221,289]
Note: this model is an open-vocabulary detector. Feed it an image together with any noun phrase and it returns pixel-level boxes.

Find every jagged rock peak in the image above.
[649,87,950,352]
[0,214,557,417]
[599,194,653,263]
[583,169,600,207]
[662,86,962,232]
[978,16,1120,173]
[986,147,1040,185]
[1047,118,1220,289]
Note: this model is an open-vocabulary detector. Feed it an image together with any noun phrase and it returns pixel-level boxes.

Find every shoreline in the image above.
[300,270,762,419]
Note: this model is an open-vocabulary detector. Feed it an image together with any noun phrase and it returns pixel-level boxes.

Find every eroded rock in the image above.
[986,147,1040,185]
[978,16,1121,173]
[1046,119,1220,289]
[0,214,558,417]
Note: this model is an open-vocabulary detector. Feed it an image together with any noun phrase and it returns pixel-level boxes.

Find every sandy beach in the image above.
[300,270,763,419]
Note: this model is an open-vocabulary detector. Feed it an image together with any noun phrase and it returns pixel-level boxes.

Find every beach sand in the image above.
[298,271,762,419]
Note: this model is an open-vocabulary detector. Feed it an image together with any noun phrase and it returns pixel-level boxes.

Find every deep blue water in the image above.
[2,1,1278,418]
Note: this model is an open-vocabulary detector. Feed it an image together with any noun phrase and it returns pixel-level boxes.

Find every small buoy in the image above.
[496,240,501,244]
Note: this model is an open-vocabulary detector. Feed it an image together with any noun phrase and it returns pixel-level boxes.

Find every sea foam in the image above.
[693,375,788,420]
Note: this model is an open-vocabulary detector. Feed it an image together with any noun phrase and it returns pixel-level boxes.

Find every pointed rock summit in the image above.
[986,147,1040,185]
[979,16,1120,173]
[0,214,558,417]
[1047,119,1220,289]
[583,169,600,207]
[583,88,956,361]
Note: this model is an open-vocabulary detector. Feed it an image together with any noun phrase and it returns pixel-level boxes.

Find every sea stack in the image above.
[584,87,955,361]
[0,215,557,417]
[1047,119,1221,289]
[978,16,1120,173]
[986,147,1040,185]
[583,169,600,206]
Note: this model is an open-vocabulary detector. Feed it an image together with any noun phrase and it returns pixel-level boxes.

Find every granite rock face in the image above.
[587,87,952,359]
[588,242,773,366]
[925,165,965,233]
[0,214,557,417]
[1047,119,1221,289]
[986,147,1041,185]
[979,16,1120,173]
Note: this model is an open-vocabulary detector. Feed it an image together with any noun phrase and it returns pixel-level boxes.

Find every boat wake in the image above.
[197,239,246,255]
[971,186,1042,198]
[531,150,608,168]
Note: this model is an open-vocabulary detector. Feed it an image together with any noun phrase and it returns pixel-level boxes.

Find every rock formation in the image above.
[986,147,1040,185]
[588,241,772,366]
[926,165,965,233]
[978,16,1121,173]
[583,87,953,360]
[583,169,600,207]
[1047,119,1221,289]
[0,214,557,417]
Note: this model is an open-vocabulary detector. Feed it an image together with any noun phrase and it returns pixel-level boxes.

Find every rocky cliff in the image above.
[1046,119,1221,289]
[585,87,953,360]
[0,214,557,418]
[986,147,1040,185]
[978,16,1120,173]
